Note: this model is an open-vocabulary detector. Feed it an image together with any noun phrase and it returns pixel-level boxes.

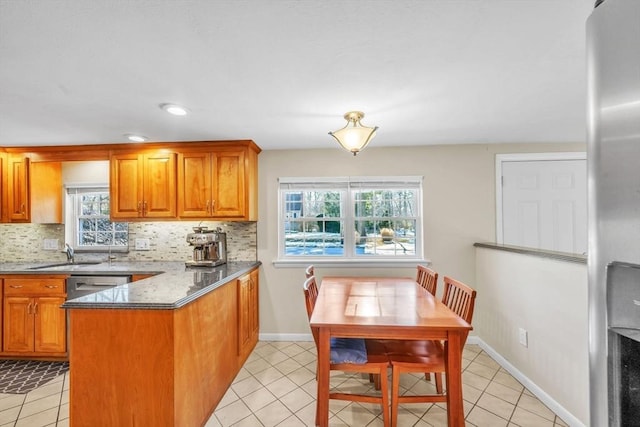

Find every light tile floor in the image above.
[0,341,569,426]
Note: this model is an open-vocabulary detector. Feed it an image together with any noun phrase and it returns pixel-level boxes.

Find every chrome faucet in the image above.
[64,243,75,264]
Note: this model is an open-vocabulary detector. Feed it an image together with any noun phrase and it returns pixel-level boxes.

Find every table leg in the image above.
[316,328,330,427]
[445,331,465,427]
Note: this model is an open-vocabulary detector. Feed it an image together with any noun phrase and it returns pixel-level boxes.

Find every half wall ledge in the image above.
[473,242,586,264]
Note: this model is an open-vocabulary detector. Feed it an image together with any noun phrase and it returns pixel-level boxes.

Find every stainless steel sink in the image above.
[28,261,102,270]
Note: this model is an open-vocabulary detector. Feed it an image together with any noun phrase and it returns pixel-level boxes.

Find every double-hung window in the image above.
[278,176,423,264]
[65,186,129,251]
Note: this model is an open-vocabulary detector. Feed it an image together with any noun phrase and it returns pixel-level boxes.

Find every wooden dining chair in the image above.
[416,265,438,295]
[303,276,391,426]
[305,264,315,279]
[388,276,477,427]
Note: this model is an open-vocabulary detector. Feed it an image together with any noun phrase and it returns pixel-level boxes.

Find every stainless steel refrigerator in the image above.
[587,0,640,426]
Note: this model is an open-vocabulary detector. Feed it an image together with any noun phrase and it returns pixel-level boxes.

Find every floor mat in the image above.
[0,360,69,394]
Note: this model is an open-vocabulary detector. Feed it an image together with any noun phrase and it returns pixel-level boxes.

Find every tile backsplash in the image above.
[0,221,257,263]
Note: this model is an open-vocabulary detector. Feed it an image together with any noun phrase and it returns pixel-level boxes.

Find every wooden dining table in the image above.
[309,276,472,427]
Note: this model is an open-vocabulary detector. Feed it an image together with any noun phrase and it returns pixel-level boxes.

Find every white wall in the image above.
[61,160,109,183]
[474,247,588,425]
[256,142,585,337]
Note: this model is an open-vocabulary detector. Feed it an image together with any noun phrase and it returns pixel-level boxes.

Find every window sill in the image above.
[272,258,431,268]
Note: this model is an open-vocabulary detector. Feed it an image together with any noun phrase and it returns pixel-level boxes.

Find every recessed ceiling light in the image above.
[160,103,189,116]
[124,134,148,142]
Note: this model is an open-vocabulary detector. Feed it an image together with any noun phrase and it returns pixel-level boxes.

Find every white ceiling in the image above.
[0,0,595,151]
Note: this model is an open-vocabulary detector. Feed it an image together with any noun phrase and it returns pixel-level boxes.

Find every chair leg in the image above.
[380,367,390,427]
[391,365,401,427]
[435,372,443,394]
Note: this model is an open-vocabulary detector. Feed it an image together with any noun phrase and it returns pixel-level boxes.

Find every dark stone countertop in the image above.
[0,261,261,310]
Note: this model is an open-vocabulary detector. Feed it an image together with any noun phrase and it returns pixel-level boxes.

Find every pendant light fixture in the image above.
[328,111,378,156]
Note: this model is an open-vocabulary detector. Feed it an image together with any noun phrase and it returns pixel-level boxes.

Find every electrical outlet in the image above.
[43,239,59,250]
[518,327,528,347]
[134,238,151,250]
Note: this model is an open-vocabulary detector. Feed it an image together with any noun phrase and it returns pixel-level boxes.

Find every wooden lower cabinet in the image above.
[2,276,67,357]
[130,273,156,282]
[69,267,259,426]
[238,269,259,359]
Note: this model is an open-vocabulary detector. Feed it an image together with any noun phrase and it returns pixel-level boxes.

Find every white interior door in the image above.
[498,154,587,255]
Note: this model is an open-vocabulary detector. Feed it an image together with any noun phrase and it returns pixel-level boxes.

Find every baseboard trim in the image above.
[258,334,584,427]
[473,337,585,427]
[259,333,313,342]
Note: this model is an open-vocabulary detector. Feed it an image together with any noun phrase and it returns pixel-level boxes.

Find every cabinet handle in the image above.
[206,200,211,214]
[21,203,25,214]
[211,200,215,213]
[137,201,142,215]
[143,200,148,216]
[44,285,59,289]
[9,285,23,288]
[34,303,38,315]
[27,303,32,314]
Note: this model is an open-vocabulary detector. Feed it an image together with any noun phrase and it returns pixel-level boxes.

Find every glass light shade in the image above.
[329,111,378,156]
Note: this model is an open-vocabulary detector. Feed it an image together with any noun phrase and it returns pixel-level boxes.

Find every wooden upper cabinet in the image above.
[143,152,177,218]
[177,151,211,218]
[1,155,62,224]
[30,162,62,224]
[0,153,4,221]
[6,155,30,222]
[0,141,258,223]
[212,150,246,218]
[110,151,176,220]
[178,147,257,220]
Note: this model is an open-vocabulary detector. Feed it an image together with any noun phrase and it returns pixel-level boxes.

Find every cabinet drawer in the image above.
[4,279,66,296]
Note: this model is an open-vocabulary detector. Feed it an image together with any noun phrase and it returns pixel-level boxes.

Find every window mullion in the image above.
[344,189,353,257]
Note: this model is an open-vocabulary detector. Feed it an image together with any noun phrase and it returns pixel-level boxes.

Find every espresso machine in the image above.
[185,226,227,267]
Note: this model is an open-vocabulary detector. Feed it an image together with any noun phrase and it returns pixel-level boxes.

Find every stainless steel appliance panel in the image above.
[587,0,640,425]
[66,275,131,300]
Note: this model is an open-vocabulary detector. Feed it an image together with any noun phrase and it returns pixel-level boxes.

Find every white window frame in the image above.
[64,184,129,253]
[274,176,426,267]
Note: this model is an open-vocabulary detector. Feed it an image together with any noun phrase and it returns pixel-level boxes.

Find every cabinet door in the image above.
[143,152,176,218]
[7,156,30,222]
[0,154,4,222]
[3,296,33,352]
[238,274,251,356]
[211,150,246,218]
[30,162,63,224]
[110,153,143,219]
[34,296,66,353]
[177,151,211,218]
[249,270,259,342]
[238,270,259,358]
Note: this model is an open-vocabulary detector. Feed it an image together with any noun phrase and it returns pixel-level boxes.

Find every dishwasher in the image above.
[66,275,132,300]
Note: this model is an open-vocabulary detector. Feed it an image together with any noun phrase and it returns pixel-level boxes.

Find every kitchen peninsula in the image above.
[0,260,261,427]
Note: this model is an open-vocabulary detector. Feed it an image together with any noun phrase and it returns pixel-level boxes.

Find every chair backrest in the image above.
[305,265,315,279]
[441,276,477,324]
[303,276,319,345]
[303,276,319,319]
[416,265,438,296]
